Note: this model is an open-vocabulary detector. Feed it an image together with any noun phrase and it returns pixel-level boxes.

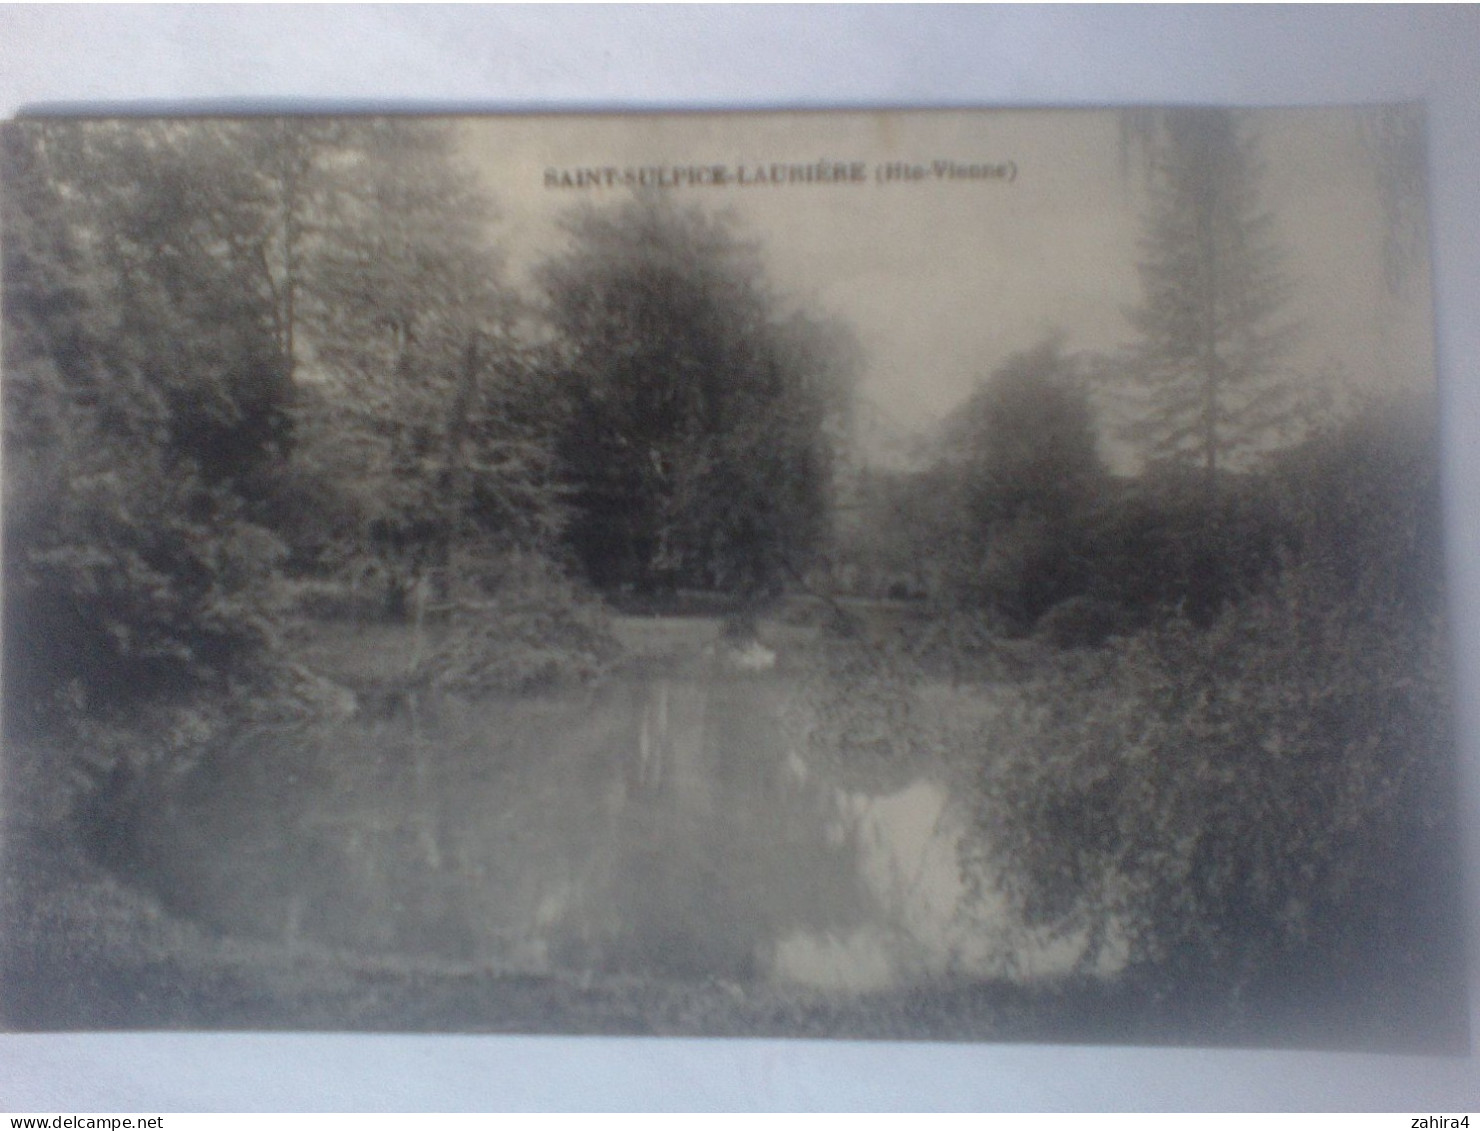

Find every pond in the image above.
[123,621,1086,994]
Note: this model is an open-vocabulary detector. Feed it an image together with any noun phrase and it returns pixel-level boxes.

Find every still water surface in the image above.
[134,636,1083,992]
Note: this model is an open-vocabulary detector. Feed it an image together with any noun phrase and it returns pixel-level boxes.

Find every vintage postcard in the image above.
[0,107,1467,1050]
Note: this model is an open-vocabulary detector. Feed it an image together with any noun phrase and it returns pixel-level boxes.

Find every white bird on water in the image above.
[730,638,777,671]
[704,615,778,672]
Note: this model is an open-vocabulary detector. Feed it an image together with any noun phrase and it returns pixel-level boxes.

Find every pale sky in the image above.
[459,107,1435,455]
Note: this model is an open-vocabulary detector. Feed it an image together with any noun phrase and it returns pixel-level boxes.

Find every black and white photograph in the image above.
[0,105,1469,1053]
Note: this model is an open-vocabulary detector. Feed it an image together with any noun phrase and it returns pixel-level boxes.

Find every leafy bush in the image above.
[971,561,1456,998]
[930,337,1108,627]
[2,120,301,818]
[5,462,288,736]
[1075,467,1284,628]
[425,552,621,695]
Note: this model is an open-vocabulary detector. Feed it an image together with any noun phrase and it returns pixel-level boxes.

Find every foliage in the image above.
[2,116,576,822]
[969,403,1456,1000]
[1076,466,1283,627]
[2,123,289,753]
[285,122,566,584]
[1123,108,1301,480]
[425,553,621,695]
[932,337,1108,628]
[827,461,962,600]
[942,336,1105,524]
[25,121,298,487]
[214,119,569,593]
[23,118,558,589]
[6,468,288,722]
[1264,393,1444,615]
[538,194,857,597]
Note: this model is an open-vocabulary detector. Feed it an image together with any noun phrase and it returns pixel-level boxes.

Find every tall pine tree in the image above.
[1125,108,1300,488]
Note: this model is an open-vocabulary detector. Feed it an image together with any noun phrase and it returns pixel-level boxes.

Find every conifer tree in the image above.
[1125,109,1300,488]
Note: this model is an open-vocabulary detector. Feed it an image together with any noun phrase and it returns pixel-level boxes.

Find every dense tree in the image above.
[943,336,1103,525]
[538,195,856,598]
[1,122,288,740]
[1123,109,1300,487]
[831,463,957,600]
[261,119,561,599]
[69,118,551,596]
[933,337,1107,627]
[973,397,1458,1022]
[29,122,298,489]
[1,116,550,742]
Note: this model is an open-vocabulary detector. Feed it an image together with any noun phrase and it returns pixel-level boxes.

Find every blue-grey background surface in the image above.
[0,4,1476,1112]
